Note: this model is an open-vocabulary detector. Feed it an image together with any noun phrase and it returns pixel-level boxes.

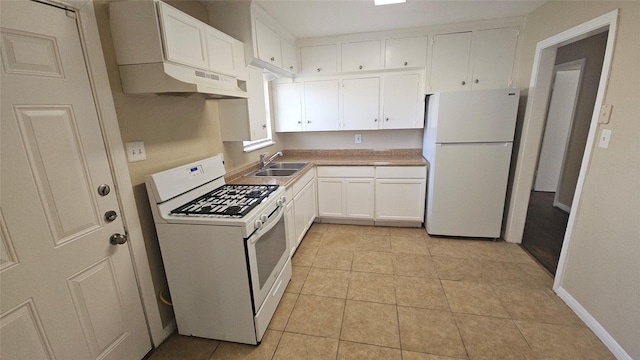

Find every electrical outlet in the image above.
[598,129,612,148]
[355,134,362,144]
[598,104,612,124]
[126,141,146,162]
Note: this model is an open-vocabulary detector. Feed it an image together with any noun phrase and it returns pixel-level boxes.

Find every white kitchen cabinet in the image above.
[341,40,381,72]
[374,166,427,222]
[385,36,427,69]
[255,18,282,68]
[207,2,297,76]
[341,77,380,130]
[218,66,268,141]
[275,82,303,132]
[300,44,338,75]
[280,38,298,73]
[470,28,519,90]
[286,169,316,255]
[158,2,209,70]
[317,166,375,220]
[429,31,472,93]
[382,73,424,129]
[304,80,340,131]
[428,28,518,93]
[205,27,244,77]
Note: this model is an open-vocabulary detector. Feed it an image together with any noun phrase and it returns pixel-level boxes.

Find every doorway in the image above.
[521,32,608,274]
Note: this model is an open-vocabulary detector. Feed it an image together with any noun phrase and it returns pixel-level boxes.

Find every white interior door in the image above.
[0,2,150,359]
[534,67,582,192]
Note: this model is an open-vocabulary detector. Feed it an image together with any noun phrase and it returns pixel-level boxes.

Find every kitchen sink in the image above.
[246,168,299,177]
[267,162,309,170]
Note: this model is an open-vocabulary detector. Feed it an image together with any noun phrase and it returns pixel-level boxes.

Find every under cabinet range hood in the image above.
[109,0,249,99]
[118,62,248,99]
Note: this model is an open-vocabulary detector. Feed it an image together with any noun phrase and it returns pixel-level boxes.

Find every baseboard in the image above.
[553,199,571,213]
[554,286,632,359]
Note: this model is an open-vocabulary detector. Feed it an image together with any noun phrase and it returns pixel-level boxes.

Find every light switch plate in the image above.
[126,141,146,162]
[598,104,612,124]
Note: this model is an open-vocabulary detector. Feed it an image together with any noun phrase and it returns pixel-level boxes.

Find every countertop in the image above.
[226,149,427,187]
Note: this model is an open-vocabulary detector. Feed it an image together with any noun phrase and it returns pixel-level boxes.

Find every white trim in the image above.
[65,0,166,347]
[552,201,571,214]
[555,287,633,360]
[162,319,178,339]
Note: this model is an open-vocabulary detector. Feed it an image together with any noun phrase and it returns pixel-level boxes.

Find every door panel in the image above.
[304,80,340,131]
[342,77,380,130]
[0,2,150,359]
[428,142,512,238]
[429,32,471,92]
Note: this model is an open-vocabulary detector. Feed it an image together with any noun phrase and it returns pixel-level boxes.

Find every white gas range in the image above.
[145,155,290,345]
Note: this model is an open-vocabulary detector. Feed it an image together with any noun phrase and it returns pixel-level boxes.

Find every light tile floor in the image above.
[146,223,615,360]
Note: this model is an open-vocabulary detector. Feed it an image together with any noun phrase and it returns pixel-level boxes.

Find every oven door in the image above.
[246,203,288,313]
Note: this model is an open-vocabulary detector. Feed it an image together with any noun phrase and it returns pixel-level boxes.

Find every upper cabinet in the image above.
[300,45,338,75]
[207,2,298,77]
[385,36,427,69]
[110,1,245,78]
[381,73,424,129]
[427,27,519,93]
[218,66,268,141]
[341,40,382,72]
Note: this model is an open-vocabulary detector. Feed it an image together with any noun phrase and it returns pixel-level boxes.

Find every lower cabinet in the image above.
[317,166,375,220]
[285,169,317,255]
[374,166,427,222]
[316,165,427,224]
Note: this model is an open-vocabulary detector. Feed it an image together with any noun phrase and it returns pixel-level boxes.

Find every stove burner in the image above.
[170,184,279,218]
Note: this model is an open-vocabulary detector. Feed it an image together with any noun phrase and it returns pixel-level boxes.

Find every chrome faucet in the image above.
[259,151,283,170]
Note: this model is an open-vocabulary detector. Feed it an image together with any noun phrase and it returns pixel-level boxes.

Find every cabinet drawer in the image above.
[317,166,375,178]
[291,168,315,195]
[375,166,427,179]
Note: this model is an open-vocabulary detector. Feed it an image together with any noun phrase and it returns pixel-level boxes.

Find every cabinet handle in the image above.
[307,120,312,124]
[262,124,267,129]
[270,56,275,62]
[374,118,378,122]
[297,121,302,124]
[385,118,389,122]
[358,65,363,70]
[289,65,294,70]
[317,68,321,72]
[461,81,466,85]
[474,79,479,84]
[404,61,408,66]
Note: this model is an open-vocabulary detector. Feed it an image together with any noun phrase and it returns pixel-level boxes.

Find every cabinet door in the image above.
[385,36,427,69]
[305,180,317,228]
[345,179,375,219]
[341,40,381,72]
[285,200,296,255]
[304,80,340,131]
[300,44,338,75]
[429,32,472,93]
[275,82,304,132]
[342,77,380,130]
[205,27,236,76]
[470,28,518,90]
[375,179,426,221]
[280,38,297,73]
[255,18,282,67]
[293,187,307,246]
[158,2,208,70]
[246,66,268,139]
[382,73,423,129]
[317,178,344,217]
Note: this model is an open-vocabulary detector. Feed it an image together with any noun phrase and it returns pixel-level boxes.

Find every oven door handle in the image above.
[249,204,284,245]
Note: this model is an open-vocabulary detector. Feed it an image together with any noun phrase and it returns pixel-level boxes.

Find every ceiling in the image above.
[252,0,547,38]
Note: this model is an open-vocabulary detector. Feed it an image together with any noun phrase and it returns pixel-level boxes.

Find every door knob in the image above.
[110,233,128,245]
[97,184,110,196]
[104,210,118,222]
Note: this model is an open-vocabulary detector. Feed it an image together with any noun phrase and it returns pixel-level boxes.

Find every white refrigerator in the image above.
[422,88,520,238]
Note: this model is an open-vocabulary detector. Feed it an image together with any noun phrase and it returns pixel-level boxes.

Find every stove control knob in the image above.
[255,219,263,229]
[277,197,286,207]
[261,214,269,223]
